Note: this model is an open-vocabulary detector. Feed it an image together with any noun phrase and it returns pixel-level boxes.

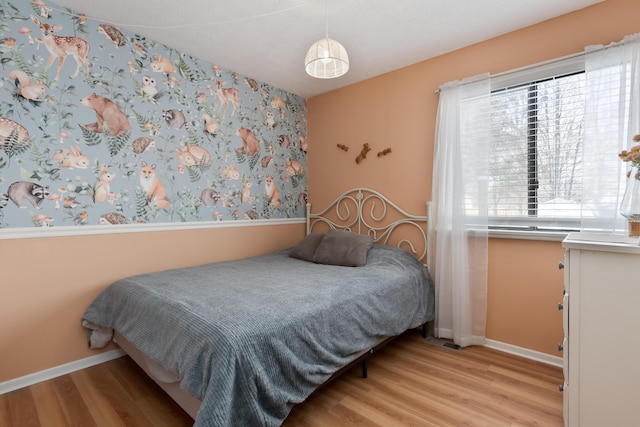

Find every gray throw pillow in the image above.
[312,229,373,267]
[289,232,326,262]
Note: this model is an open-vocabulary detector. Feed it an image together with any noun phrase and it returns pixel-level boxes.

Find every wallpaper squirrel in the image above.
[0,0,308,230]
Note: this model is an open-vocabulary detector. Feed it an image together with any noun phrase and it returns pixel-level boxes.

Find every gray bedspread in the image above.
[82,244,434,426]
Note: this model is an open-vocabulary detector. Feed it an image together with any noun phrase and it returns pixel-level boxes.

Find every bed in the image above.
[81,188,435,427]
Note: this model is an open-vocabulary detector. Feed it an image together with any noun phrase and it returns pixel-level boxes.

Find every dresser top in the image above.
[563,232,640,254]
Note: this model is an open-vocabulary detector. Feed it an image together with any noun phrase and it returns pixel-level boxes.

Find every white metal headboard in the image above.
[306,188,432,269]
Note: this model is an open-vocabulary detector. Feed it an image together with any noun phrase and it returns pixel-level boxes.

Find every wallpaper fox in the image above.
[0,0,307,229]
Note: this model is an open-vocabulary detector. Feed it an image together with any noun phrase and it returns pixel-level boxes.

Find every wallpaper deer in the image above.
[0,0,307,230]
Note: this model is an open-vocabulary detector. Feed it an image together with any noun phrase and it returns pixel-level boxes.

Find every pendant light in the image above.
[304,1,349,79]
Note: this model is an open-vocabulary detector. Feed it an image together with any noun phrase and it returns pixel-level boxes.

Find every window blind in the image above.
[488,72,587,230]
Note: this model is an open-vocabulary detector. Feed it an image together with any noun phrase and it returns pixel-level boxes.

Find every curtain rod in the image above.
[433,49,586,94]
[433,34,640,94]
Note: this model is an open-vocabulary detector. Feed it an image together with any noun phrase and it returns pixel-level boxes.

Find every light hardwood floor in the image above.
[1,330,564,426]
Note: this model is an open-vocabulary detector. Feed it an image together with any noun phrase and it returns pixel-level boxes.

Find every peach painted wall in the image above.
[0,224,304,383]
[487,239,565,353]
[307,0,640,356]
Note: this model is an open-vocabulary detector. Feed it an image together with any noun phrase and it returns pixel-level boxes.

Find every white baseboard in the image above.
[0,349,125,395]
[485,339,563,368]
[1,340,562,396]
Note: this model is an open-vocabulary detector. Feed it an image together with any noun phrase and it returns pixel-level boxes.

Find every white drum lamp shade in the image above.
[305,37,349,79]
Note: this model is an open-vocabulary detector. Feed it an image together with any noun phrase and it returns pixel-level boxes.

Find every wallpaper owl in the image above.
[0,0,308,230]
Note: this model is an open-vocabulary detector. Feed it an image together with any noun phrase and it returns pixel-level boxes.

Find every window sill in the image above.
[488,229,570,242]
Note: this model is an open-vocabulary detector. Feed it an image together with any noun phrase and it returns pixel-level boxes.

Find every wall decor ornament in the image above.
[355,143,371,164]
[0,0,308,232]
[335,143,393,164]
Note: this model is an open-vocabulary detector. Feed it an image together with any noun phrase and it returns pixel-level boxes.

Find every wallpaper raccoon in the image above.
[0,0,307,230]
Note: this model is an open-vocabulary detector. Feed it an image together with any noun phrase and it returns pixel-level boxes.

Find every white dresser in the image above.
[561,232,640,427]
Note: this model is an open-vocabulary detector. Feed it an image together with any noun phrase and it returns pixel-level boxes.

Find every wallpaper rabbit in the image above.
[0,0,307,229]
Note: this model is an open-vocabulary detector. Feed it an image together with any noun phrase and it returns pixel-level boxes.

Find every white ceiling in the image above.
[52,0,603,99]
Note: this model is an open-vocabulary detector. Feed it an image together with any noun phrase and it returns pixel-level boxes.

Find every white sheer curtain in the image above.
[582,34,640,233]
[430,34,640,347]
[431,75,490,347]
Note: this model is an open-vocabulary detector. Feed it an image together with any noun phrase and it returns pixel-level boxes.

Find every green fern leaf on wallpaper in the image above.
[177,56,196,82]
[134,188,150,223]
[36,112,55,138]
[106,128,130,157]
[186,123,203,146]
[283,192,297,218]
[248,153,259,170]
[81,126,102,146]
[260,196,270,218]
[29,145,49,164]
[186,165,201,182]
[28,3,43,19]
[29,146,61,181]
[289,148,300,162]
[28,165,60,182]
[235,150,246,164]
[3,1,24,18]
[283,95,299,114]
[34,70,49,87]
[12,96,39,114]
[2,128,29,158]
[3,141,29,159]
[132,108,150,129]
[175,188,200,221]
[180,153,211,182]
[9,47,30,74]
[35,166,60,181]
[132,108,161,134]
[88,181,97,203]
[133,57,145,70]
[131,77,143,94]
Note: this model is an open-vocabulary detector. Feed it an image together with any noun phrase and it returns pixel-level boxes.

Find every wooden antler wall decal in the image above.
[336,143,393,164]
[355,143,371,164]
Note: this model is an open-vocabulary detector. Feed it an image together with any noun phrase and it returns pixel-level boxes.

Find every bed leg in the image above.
[421,321,435,338]
[361,359,368,379]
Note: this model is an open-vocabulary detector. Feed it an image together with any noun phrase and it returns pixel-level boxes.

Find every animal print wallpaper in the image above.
[0,0,307,231]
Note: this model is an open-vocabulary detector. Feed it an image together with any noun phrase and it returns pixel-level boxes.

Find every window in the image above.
[451,42,638,237]
[489,70,587,232]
